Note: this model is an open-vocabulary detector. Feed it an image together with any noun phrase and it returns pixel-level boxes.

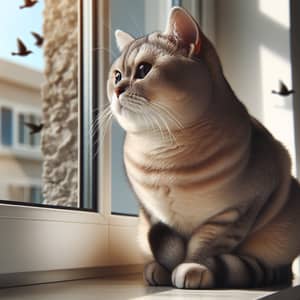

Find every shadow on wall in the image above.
[215,0,296,174]
[215,0,298,275]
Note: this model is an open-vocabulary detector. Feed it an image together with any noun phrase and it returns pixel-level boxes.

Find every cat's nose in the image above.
[115,83,128,98]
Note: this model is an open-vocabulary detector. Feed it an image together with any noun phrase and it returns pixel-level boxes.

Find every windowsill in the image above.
[0,274,299,300]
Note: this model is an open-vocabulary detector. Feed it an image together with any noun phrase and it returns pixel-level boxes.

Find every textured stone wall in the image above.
[41,0,78,207]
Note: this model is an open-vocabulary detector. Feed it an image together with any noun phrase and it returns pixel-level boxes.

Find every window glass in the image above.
[29,114,35,147]
[1,107,13,146]
[18,114,26,144]
[0,1,80,209]
[33,116,41,147]
[30,186,43,204]
[109,0,170,215]
[109,0,146,216]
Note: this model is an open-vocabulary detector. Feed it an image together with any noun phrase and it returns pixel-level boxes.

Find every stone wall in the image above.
[41,0,78,207]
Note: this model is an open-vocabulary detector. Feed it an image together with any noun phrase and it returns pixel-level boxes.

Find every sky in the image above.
[0,1,44,71]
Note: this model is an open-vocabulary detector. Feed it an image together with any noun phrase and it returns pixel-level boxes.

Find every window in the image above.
[1,107,13,146]
[0,0,200,287]
[7,184,42,204]
[17,112,41,148]
[18,113,26,144]
[0,107,43,150]
[30,186,43,204]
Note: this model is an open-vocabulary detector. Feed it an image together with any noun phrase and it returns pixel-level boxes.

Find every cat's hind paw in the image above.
[144,261,172,286]
[171,262,214,289]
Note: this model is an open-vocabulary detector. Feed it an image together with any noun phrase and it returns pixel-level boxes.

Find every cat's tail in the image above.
[206,254,293,288]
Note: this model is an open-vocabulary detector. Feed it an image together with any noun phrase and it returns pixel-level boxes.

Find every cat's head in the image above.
[107,7,222,134]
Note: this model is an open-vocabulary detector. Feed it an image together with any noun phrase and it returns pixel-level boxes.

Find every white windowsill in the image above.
[1,274,298,300]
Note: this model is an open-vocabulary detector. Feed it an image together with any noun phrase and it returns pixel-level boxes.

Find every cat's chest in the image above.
[123,146,241,235]
[128,172,234,236]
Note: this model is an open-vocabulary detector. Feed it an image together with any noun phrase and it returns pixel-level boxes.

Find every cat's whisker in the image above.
[147,106,176,144]
[129,94,184,131]
[147,105,178,146]
[121,98,178,144]
[129,94,148,105]
[97,110,113,133]
[154,102,184,129]
[139,109,155,133]
[151,102,184,130]
[89,104,110,124]
[150,114,168,142]
[121,102,142,114]
[90,117,101,137]
[123,96,146,107]
[122,99,168,140]
[91,105,111,127]
[89,106,112,137]
[93,113,113,160]
[142,113,158,136]
[99,114,113,147]
[90,108,112,152]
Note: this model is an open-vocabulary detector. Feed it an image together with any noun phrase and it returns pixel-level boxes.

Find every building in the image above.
[0,59,43,204]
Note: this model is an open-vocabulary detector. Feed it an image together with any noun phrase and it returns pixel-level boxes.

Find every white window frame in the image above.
[0,0,200,287]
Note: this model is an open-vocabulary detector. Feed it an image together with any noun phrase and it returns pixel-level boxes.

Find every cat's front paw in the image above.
[144,261,172,286]
[171,262,214,289]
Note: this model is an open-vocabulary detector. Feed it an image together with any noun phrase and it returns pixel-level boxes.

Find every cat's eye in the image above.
[135,62,152,79]
[114,70,122,84]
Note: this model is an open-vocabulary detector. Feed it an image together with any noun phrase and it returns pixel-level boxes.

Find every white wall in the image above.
[214,0,298,275]
[215,0,296,175]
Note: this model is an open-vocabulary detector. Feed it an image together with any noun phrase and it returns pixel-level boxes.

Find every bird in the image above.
[31,31,44,47]
[11,38,33,56]
[272,80,295,96]
[24,122,44,135]
[19,0,38,9]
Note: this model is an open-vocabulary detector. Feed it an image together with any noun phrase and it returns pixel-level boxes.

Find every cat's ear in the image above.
[164,7,201,55]
[115,30,134,52]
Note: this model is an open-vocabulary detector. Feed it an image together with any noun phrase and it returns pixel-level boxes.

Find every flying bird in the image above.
[19,0,38,9]
[24,122,44,135]
[11,38,33,56]
[272,80,295,96]
[31,31,44,47]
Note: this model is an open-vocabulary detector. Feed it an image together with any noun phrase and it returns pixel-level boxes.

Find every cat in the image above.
[106,7,300,289]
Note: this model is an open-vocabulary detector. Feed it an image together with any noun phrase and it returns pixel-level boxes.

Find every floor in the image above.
[0,274,298,300]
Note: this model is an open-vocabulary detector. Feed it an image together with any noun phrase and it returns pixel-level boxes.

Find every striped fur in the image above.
[107,7,300,288]
[208,254,293,288]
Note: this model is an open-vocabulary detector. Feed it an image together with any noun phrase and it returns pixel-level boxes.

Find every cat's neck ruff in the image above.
[125,120,217,157]
[125,110,252,169]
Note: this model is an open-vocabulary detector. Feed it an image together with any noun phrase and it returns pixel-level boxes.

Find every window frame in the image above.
[0,0,200,287]
[0,101,42,158]
[291,0,300,276]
